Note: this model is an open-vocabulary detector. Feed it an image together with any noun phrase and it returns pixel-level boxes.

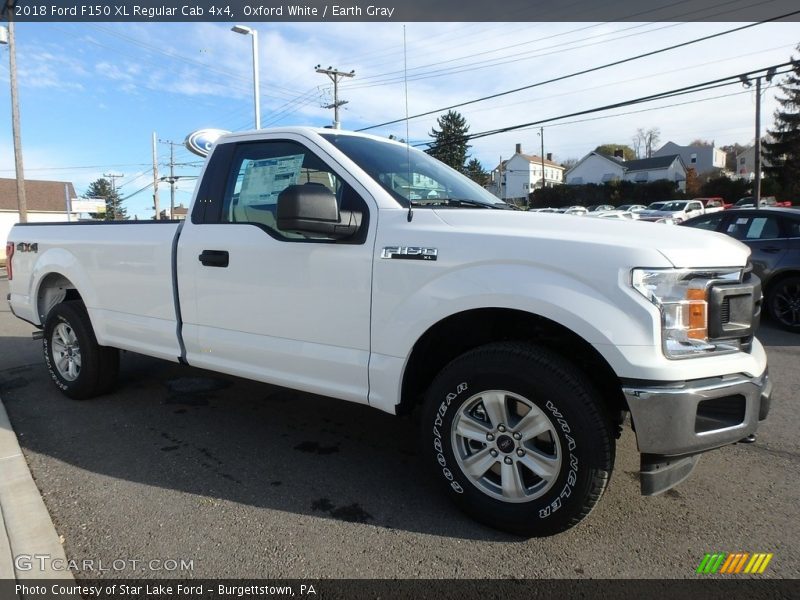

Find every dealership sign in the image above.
[184,129,229,157]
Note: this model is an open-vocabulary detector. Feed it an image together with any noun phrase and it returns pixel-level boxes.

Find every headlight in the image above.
[631,268,741,358]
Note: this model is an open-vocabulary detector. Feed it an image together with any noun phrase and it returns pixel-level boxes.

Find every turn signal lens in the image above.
[686,288,707,340]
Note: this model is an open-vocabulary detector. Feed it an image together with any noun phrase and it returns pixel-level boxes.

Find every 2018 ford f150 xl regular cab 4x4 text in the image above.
[6,128,771,537]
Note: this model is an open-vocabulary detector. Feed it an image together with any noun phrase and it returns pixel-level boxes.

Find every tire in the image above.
[421,342,614,537]
[43,301,119,399]
[767,275,800,333]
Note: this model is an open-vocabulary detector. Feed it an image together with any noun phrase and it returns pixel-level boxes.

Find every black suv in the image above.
[682,208,800,332]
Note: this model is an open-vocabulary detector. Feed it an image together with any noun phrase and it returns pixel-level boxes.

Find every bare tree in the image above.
[632,127,661,158]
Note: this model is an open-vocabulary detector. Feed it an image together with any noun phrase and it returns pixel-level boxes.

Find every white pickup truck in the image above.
[6,128,771,537]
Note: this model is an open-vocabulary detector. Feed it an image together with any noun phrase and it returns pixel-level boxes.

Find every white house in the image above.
[563,152,626,185]
[0,179,81,253]
[488,144,565,200]
[734,144,771,180]
[565,153,687,191]
[653,141,726,175]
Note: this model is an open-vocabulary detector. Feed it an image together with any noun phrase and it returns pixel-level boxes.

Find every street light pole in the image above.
[232,25,260,129]
[1,20,28,222]
[538,127,546,191]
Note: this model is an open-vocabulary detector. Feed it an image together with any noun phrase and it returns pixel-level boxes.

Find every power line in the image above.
[357,10,800,132]
[415,63,794,149]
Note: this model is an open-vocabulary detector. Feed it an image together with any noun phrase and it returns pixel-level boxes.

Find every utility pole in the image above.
[741,67,776,211]
[159,139,181,219]
[315,66,355,129]
[498,156,503,200]
[103,172,124,220]
[539,127,546,191]
[1,18,28,222]
[152,132,160,220]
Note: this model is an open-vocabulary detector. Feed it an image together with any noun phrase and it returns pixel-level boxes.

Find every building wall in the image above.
[1,211,77,253]
[565,155,624,185]
[622,160,687,191]
[654,143,726,174]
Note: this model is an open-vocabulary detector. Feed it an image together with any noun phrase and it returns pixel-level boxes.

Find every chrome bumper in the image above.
[623,369,771,457]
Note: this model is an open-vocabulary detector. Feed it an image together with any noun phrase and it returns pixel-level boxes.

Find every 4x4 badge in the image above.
[381,246,438,261]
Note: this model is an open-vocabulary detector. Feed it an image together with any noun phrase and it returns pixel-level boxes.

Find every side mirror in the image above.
[276,183,360,239]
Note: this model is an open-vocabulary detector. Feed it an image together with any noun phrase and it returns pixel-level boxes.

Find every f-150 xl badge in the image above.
[381,246,438,261]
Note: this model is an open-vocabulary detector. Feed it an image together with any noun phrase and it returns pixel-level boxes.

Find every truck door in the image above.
[177,135,376,404]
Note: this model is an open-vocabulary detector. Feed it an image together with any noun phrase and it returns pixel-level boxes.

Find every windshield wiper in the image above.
[411,198,512,210]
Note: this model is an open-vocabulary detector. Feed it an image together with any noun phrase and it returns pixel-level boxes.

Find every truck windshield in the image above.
[321,133,510,209]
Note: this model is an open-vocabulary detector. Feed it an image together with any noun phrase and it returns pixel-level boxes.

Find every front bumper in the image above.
[623,369,770,456]
[623,369,771,496]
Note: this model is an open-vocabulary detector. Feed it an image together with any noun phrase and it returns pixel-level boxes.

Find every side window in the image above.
[725,216,781,240]
[221,140,368,243]
[688,214,724,231]
[782,218,800,238]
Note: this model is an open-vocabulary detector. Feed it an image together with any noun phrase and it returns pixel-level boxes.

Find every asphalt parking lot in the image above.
[0,274,798,580]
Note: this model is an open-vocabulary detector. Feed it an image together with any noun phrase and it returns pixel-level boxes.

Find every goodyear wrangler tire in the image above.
[43,301,119,400]
[422,342,614,537]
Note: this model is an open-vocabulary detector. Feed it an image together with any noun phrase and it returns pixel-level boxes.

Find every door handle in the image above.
[199,250,229,267]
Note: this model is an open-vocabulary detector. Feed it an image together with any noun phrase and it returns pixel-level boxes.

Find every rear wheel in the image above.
[767,275,800,332]
[422,342,614,537]
[43,301,119,399]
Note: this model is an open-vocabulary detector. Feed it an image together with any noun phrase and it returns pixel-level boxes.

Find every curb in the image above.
[0,396,73,582]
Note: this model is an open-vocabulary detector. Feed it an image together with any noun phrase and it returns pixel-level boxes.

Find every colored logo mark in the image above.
[697,552,773,574]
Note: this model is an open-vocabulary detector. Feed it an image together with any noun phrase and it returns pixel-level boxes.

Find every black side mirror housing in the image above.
[276,183,360,239]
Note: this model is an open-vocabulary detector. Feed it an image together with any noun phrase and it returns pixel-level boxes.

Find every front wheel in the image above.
[43,301,119,399]
[767,275,800,332]
[422,342,614,537]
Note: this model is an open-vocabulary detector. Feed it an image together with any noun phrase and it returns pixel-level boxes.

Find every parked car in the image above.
[586,204,614,212]
[588,210,635,220]
[694,197,730,213]
[617,204,647,213]
[638,200,704,223]
[559,205,588,216]
[734,196,793,208]
[682,207,800,332]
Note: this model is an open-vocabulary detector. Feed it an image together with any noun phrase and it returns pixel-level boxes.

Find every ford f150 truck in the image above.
[6,128,771,537]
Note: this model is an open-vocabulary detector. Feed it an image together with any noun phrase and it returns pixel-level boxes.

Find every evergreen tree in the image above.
[426,110,471,171]
[86,178,127,220]
[763,47,800,199]
[465,158,489,186]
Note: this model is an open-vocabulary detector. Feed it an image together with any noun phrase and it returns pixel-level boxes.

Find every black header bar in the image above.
[4,0,800,22]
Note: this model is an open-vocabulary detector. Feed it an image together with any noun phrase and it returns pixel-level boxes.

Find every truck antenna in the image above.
[403,25,413,223]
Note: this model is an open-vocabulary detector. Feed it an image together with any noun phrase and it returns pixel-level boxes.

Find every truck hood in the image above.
[432,209,750,269]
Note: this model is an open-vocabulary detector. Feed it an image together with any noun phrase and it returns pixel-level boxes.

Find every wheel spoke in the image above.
[481,392,511,429]
[55,326,68,346]
[51,340,66,354]
[72,352,82,368]
[67,360,77,379]
[455,417,492,442]
[500,461,526,499]
[515,408,551,441]
[518,448,559,482]
[461,448,497,478]
[55,355,69,373]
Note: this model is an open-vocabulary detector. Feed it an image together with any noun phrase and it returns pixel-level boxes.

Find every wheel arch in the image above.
[398,307,627,424]
[35,272,83,325]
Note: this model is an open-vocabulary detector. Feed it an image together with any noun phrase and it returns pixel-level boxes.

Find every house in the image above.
[734,144,771,180]
[0,178,81,252]
[488,143,565,201]
[565,152,687,191]
[563,151,626,185]
[653,141,726,175]
[160,203,189,220]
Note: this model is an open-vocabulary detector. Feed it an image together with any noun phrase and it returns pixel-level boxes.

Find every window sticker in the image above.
[748,218,767,239]
[238,154,304,208]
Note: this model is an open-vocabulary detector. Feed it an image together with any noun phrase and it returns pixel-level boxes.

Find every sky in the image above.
[0,19,798,217]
